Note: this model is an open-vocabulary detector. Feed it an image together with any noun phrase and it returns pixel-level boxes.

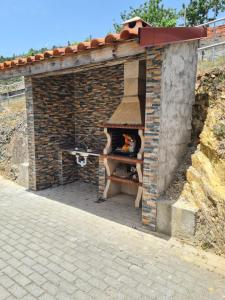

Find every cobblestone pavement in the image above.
[0,177,225,300]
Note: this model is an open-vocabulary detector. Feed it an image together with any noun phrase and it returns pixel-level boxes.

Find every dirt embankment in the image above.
[182,69,225,255]
[0,96,28,187]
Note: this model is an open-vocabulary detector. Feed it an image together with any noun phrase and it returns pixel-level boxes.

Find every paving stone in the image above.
[11,250,25,260]
[25,250,38,259]
[39,293,55,300]
[88,277,108,291]
[7,257,22,269]
[32,263,48,275]
[29,272,47,285]
[10,284,28,298]
[18,264,33,276]
[119,274,138,288]
[20,256,36,267]
[5,296,17,300]
[21,294,36,300]
[13,273,31,287]
[58,280,77,294]
[44,271,61,285]
[0,252,11,261]
[0,286,10,300]
[42,282,58,296]
[0,259,7,270]
[59,270,76,282]
[0,275,14,289]
[75,279,92,293]
[46,262,63,274]
[88,288,106,299]
[74,269,91,281]
[104,276,123,289]
[2,245,14,254]
[74,290,92,300]
[0,177,224,300]
[2,266,18,277]
[25,283,45,297]
[62,261,78,273]
[34,256,49,266]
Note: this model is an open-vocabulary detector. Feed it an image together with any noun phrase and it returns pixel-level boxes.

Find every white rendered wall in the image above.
[158,41,199,193]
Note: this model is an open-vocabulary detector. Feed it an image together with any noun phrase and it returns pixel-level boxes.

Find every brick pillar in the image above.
[24,76,36,190]
[142,47,164,230]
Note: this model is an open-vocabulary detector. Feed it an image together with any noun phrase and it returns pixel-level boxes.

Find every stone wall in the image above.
[29,74,75,190]
[74,64,124,184]
[142,47,164,230]
[27,64,124,190]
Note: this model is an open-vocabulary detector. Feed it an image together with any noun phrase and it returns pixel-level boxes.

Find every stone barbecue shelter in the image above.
[0,18,206,230]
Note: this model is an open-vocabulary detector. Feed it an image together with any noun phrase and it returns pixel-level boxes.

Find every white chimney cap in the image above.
[122,16,151,27]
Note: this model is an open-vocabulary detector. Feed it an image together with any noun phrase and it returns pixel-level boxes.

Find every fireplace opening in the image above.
[109,128,141,158]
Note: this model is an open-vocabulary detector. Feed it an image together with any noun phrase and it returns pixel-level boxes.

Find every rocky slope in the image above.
[0,96,28,187]
[180,68,225,255]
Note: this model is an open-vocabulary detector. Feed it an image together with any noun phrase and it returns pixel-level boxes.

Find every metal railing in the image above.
[195,16,225,27]
[197,17,225,61]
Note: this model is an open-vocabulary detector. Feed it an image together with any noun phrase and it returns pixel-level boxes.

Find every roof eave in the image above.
[139,27,207,47]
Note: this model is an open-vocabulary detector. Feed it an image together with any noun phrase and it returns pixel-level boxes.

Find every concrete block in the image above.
[171,198,199,239]
[124,78,139,96]
[157,198,174,235]
[124,60,139,78]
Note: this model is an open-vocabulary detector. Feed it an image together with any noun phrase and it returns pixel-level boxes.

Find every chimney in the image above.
[106,17,149,126]
[107,59,146,125]
[122,16,151,30]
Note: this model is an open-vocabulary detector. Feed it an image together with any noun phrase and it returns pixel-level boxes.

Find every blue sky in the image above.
[0,0,224,57]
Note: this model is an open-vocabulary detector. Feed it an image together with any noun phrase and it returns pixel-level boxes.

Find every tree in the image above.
[113,0,178,32]
[181,0,225,26]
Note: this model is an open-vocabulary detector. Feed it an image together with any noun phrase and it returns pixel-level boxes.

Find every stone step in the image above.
[157,197,199,239]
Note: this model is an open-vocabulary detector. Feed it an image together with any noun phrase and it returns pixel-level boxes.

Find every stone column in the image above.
[24,76,37,190]
[142,47,164,230]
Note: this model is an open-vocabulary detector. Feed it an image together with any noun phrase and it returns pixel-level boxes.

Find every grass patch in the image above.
[198,56,225,74]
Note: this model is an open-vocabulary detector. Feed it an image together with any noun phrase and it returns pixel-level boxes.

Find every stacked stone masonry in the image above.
[26,65,124,190]
[142,47,163,230]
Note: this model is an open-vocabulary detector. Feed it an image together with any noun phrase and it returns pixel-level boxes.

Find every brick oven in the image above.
[0,18,206,230]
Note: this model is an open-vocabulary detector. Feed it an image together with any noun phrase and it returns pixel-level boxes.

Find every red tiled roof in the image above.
[0,28,138,71]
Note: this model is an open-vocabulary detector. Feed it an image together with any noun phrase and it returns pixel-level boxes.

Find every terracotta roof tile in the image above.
[90,38,105,48]
[65,45,78,54]
[120,28,138,40]
[105,33,120,44]
[52,48,65,56]
[3,61,11,68]
[0,28,139,71]
[27,56,35,63]
[34,54,44,61]
[18,58,27,65]
[43,50,54,58]
[77,41,90,51]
